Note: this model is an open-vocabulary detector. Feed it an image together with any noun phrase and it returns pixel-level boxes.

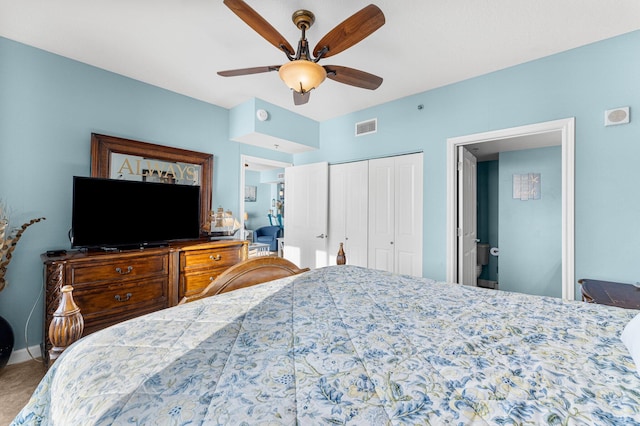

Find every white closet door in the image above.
[368,157,395,272]
[368,153,423,276]
[328,164,347,265]
[328,161,369,267]
[344,161,369,267]
[394,152,423,277]
[284,162,329,270]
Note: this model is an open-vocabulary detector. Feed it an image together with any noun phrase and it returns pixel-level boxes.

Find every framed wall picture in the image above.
[244,185,257,202]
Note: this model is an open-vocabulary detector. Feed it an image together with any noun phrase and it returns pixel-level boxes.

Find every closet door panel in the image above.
[344,161,369,267]
[328,164,347,265]
[368,157,395,272]
[394,153,423,276]
[328,161,369,267]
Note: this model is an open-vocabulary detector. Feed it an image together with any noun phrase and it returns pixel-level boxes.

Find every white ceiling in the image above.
[1,1,640,122]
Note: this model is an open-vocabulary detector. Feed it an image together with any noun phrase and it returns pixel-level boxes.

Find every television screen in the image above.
[71,176,201,249]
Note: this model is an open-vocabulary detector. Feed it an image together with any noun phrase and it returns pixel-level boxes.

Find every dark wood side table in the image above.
[579,278,640,309]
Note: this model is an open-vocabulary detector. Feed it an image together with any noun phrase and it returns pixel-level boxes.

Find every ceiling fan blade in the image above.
[217,65,280,77]
[324,65,383,90]
[223,0,295,56]
[293,91,310,105]
[313,4,385,59]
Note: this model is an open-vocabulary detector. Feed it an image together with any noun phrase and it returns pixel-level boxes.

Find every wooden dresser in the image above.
[178,241,248,299]
[43,239,248,361]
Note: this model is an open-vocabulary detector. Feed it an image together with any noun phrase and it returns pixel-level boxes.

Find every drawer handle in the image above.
[209,254,222,261]
[114,293,132,302]
[115,266,133,275]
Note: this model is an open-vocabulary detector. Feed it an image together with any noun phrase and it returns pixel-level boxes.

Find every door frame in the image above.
[240,155,292,230]
[445,118,575,299]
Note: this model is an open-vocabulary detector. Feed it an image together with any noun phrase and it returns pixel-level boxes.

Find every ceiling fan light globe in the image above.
[278,60,326,93]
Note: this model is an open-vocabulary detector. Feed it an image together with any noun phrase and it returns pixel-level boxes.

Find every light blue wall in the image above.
[244,170,272,230]
[3,29,640,353]
[296,30,640,295]
[0,37,290,352]
[229,98,256,140]
[255,99,319,150]
[499,147,562,297]
[230,97,319,150]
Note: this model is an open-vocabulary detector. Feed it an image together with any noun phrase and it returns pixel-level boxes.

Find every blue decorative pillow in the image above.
[622,312,640,375]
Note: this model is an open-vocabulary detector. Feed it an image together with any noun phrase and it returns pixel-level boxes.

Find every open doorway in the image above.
[446,118,575,299]
[240,155,291,253]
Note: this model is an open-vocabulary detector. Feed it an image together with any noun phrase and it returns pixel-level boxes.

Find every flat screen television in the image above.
[71,176,201,249]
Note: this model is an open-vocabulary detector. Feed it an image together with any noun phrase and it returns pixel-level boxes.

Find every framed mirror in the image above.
[90,133,213,234]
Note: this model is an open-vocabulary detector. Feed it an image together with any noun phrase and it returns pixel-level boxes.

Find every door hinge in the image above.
[456,227,461,237]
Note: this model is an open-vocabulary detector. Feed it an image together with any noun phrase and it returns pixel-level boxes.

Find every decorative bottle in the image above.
[337,243,346,265]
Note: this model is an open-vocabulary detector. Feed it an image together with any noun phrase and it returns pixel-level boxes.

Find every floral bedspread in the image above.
[13,265,640,425]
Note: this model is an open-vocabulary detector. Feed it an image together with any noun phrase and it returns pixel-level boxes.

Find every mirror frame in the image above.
[90,133,213,234]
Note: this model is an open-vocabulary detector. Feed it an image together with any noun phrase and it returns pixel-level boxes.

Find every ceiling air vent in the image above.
[355,118,377,136]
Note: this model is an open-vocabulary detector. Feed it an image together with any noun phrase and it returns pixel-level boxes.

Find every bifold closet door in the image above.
[368,157,395,272]
[368,153,423,276]
[328,161,369,267]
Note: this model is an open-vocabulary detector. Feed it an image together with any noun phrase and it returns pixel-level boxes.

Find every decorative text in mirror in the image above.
[109,153,201,185]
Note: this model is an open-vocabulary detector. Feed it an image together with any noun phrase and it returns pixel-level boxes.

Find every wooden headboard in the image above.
[178,256,310,304]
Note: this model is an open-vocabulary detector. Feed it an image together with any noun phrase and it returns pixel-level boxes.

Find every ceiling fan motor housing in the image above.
[292,10,315,30]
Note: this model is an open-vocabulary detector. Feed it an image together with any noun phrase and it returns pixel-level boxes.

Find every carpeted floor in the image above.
[0,359,46,425]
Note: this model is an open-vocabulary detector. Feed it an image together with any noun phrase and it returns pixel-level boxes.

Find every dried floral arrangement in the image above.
[0,202,45,292]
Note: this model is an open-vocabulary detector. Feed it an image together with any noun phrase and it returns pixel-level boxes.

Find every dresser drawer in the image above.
[181,247,242,271]
[70,254,168,285]
[73,276,168,322]
[181,268,229,297]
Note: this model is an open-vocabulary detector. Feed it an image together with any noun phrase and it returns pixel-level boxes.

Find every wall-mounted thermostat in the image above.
[256,109,269,121]
[604,107,629,126]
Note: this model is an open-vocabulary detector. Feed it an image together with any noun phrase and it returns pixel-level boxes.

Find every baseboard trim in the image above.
[8,346,42,365]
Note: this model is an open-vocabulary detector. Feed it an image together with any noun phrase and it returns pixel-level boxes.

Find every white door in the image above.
[457,146,477,286]
[368,153,423,276]
[328,161,368,267]
[328,164,347,265]
[283,162,329,270]
[368,157,395,272]
[394,153,423,276]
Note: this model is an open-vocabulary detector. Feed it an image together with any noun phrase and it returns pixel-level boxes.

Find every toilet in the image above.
[476,243,490,277]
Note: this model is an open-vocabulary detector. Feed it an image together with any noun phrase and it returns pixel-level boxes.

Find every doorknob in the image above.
[316,233,326,239]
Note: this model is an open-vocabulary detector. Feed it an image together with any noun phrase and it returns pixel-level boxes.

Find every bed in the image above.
[13,262,640,425]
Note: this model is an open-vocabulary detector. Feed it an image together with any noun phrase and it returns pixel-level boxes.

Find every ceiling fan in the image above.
[218,0,385,105]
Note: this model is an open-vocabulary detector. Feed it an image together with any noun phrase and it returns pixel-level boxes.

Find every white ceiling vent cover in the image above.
[355,118,377,136]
